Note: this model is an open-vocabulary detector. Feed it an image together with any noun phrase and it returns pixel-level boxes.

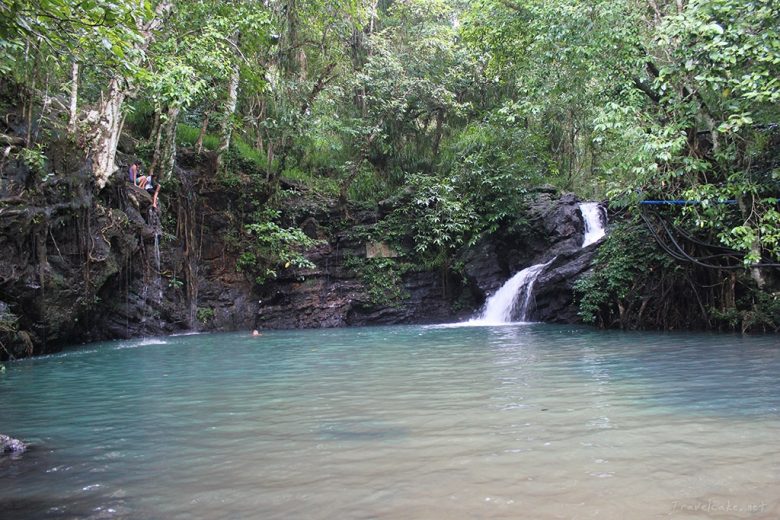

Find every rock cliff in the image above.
[1,142,601,359]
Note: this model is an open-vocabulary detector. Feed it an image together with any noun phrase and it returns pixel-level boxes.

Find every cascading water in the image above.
[152,232,163,302]
[465,201,607,326]
[474,258,555,324]
[141,208,164,332]
[580,202,606,247]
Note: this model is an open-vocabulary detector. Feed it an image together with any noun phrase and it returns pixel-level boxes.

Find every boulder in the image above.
[1,434,27,454]
[531,246,598,322]
[461,238,506,296]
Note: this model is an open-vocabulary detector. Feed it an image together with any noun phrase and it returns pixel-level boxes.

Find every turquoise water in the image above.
[1,325,779,519]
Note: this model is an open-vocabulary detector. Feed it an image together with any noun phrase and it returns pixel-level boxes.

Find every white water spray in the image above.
[474,258,555,324]
[141,208,164,332]
[580,202,606,247]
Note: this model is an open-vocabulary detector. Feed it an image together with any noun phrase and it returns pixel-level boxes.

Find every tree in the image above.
[85,1,172,189]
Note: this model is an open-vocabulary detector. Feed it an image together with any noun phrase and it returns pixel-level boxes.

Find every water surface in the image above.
[1,325,779,519]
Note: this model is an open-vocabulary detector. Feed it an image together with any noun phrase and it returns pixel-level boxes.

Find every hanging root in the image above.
[0,339,15,360]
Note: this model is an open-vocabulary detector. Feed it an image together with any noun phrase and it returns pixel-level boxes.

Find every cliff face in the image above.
[0,155,147,358]
[1,141,599,360]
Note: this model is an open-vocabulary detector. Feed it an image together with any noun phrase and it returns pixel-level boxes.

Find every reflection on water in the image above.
[1,325,779,519]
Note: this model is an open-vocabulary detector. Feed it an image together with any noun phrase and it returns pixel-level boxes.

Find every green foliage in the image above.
[399,173,479,260]
[347,167,394,204]
[19,146,47,176]
[710,290,780,333]
[145,55,206,109]
[463,0,779,267]
[236,209,318,286]
[0,0,152,74]
[167,276,184,290]
[196,307,215,324]
[343,255,410,307]
[596,0,780,264]
[575,219,677,328]
[0,308,19,335]
[462,0,645,193]
[445,120,542,232]
[0,306,22,360]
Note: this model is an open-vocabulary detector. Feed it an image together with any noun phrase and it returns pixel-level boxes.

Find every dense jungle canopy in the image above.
[1,0,778,333]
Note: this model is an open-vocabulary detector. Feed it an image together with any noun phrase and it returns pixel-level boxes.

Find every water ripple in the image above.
[1,325,779,519]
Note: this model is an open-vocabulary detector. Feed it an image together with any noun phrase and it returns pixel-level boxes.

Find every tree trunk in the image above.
[149,108,161,143]
[737,194,766,288]
[25,74,36,147]
[282,0,299,77]
[87,1,172,189]
[147,106,163,177]
[216,43,240,172]
[87,78,126,189]
[68,61,79,133]
[158,105,181,181]
[195,111,210,154]
[432,109,445,157]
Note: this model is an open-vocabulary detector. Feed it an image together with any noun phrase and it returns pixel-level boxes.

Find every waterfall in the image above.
[141,208,164,332]
[148,208,163,304]
[458,203,606,327]
[474,258,555,324]
[153,232,163,302]
[580,202,606,247]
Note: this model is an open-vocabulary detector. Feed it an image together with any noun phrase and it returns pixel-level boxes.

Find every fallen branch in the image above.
[0,133,25,146]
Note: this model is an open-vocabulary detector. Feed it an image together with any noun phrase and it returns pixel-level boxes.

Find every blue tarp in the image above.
[639,200,737,205]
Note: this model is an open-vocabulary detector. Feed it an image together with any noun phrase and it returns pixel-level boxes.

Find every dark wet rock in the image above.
[0,143,180,357]
[0,434,27,454]
[202,187,599,331]
[530,245,598,322]
[526,192,584,257]
[461,239,505,297]
[117,133,136,154]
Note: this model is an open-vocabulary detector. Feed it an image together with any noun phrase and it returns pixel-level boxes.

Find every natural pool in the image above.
[1,324,778,519]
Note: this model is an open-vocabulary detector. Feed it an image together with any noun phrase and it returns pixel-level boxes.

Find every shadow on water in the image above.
[0,448,131,520]
[552,329,780,418]
[318,421,409,442]
[0,497,129,520]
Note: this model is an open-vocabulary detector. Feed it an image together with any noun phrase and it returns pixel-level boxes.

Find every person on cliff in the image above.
[151,183,160,209]
[143,174,160,209]
[128,161,142,185]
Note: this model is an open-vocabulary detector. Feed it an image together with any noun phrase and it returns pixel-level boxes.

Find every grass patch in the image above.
[233,137,266,168]
[282,166,339,197]
[176,123,219,151]
[348,169,394,205]
[175,123,341,198]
